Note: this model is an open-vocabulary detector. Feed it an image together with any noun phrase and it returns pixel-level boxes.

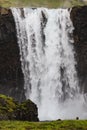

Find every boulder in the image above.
[15,100,39,121]
[0,94,39,121]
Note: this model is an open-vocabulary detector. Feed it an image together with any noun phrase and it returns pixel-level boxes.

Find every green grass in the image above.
[0,0,87,8]
[0,120,87,130]
[0,0,62,8]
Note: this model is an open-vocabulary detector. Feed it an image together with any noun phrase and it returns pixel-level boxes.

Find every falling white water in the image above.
[11,8,87,120]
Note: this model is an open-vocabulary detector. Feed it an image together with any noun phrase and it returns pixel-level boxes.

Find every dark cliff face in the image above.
[0,7,25,101]
[71,6,87,92]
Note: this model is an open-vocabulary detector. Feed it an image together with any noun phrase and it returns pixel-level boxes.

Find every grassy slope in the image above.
[0,120,87,130]
[0,0,87,8]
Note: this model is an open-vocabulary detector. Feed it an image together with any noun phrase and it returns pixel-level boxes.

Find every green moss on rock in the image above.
[0,94,39,121]
[15,100,39,121]
[0,94,17,120]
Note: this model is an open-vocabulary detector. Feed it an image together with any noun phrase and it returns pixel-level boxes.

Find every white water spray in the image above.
[11,8,87,120]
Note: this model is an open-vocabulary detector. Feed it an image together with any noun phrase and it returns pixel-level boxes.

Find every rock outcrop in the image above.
[15,100,39,121]
[71,6,87,92]
[0,7,25,101]
[0,94,39,121]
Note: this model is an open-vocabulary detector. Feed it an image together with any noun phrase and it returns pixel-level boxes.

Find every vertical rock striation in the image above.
[71,6,87,93]
[0,7,25,101]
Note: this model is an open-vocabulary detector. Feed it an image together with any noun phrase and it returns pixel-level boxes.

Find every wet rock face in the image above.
[0,7,25,101]
[71,6,87,92]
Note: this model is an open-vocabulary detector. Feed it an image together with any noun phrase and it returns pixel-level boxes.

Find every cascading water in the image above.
[11,7,87,120]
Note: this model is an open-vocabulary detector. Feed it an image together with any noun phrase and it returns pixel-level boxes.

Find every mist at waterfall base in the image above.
[11,8,87,121]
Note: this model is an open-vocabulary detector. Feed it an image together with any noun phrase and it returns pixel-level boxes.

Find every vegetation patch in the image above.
[0,0,87,8]
[0,120,87,130]
[0,94,17,120]
[0,94,39,121]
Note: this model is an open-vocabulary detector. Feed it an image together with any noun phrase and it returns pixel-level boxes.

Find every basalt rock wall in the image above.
[71,6,87,93]
[0,7,25,102]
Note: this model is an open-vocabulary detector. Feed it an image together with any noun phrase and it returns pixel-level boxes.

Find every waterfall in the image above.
[11,8,87,120]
